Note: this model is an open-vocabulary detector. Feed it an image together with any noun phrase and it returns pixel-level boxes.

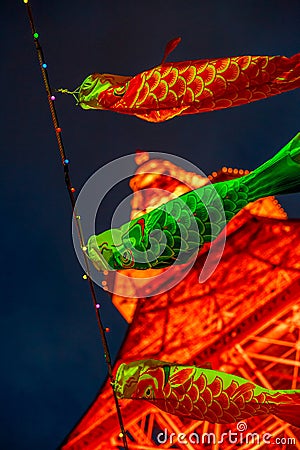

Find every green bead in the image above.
[33,32,39,39]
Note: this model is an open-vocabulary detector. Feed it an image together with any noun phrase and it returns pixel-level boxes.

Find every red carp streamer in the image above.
[66,38,300,122]
[115,359,300,427]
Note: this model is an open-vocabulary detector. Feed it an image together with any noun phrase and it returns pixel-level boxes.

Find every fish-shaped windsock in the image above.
[115,359,300,427]
[65,38,300,122]
[87,132,300,271]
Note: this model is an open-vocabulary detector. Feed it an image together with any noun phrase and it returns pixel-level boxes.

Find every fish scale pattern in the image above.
[88,134,300,270]
[161,369,276,423]
[115,360,300,427]
[91,53,300,122]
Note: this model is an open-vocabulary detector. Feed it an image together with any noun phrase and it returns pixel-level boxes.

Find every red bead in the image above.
[56,127,62,133]
[105,327,110,333]
[70,187,76,193]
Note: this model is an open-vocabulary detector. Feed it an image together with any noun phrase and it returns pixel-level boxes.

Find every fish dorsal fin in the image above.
[161,37,181,64]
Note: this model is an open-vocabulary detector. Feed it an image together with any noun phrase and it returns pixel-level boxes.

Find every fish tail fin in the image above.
[274,53,300,91]
[272,391,300,428]
[242,132,300,201]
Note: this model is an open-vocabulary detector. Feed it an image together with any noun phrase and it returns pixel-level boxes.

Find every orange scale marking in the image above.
[168,391,179,408]
[173,383,187,397]
[260,69,272,84]
[260,84,273,94]
[175,76,187,97]
[246,63,260,80]
[236,71,250,89]
[228,400,241,417]
[146,92,159,108]
[267,60,277,75]
[154,79,168,101]
[182,375,193,391]
[163,68,178,88]
[233,395,246,409]
[225,380,239,397]
[210,399,223,418]
[217,391,230,409]
[225,85,240,101]
[259,55,271,69]
[164,383,171,397]
[182,395,193,412]
[134,81,150,106]
[189,77,204,97]
[188,384,199,403]
[145,68,156,80]
[176,388,186,403]
[196,373,207,393]
[210,376,223,397]
[270,86,281,95]
[239,91,252,102]
[195,396,208,414]
[243,404,258,416]
[199,101,215,112]
[148,70,161,92]
[223,60,240,81]
[251,90,268,100]
[195,60,209,74]
[258,405,270,414]
[237,55,252,70]
[177,62,190,75]
[164,89,178,106]
[201,387,213,406]
[201,87,213,99]
[184,65,197,84]
[210,74,227,96]
[201,64,216,85]
[215,98,233,109]
[214,57,231,73]
[159,65,173,78]
[193,406,204,420]
[184,86,195,103]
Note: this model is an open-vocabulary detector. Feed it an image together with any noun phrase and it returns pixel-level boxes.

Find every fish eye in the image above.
[122,251,130,261]
[144,387,152,398]
[120,249,135,268]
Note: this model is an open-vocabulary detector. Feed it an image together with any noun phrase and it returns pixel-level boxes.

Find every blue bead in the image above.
[64,159,69,164]
[42,63,47,68]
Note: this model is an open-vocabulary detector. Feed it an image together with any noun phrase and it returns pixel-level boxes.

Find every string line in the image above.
[23,2,128,448]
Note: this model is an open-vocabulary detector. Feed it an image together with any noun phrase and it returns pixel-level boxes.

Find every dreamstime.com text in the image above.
[156,422,297,446]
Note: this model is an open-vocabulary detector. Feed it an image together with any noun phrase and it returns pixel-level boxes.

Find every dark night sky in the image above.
[2,1,300,448]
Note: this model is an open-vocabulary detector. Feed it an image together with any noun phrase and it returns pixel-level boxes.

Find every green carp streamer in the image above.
[88,133,300,271]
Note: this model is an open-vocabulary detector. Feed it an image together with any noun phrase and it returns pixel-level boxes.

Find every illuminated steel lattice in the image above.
[62,154,300,450]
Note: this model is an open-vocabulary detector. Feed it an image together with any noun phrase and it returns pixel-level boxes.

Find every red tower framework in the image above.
[62,153,300,449]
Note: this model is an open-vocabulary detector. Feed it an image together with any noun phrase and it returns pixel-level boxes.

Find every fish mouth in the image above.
[114,363,126,398]
[78,75,112,110]
[114,362,143,399]
[87,235,111,271]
